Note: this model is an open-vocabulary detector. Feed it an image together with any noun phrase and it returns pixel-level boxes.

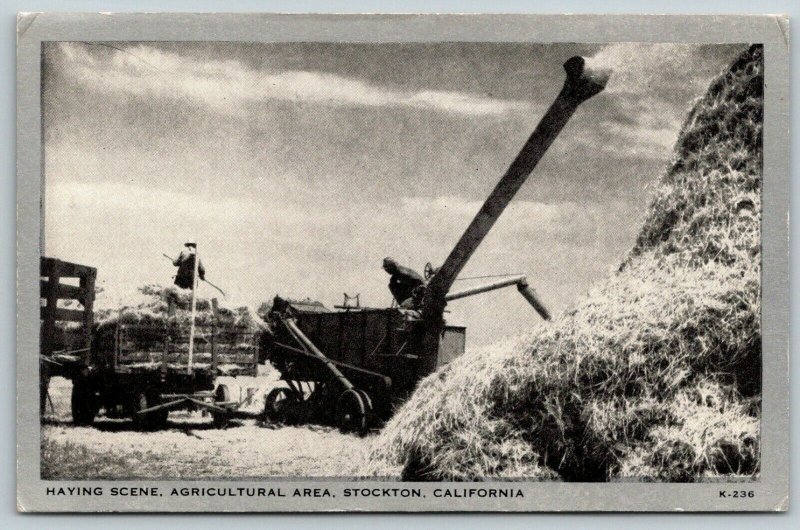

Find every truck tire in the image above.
[71,378,96,426]
[153,406,169,429]
[132,391,166,431]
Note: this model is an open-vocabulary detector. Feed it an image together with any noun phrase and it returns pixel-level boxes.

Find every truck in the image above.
[40,257,260,430]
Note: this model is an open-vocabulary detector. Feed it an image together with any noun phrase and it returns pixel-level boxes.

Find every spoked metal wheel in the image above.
[356,389,373,414]
[212,383,231,428]
[263,387,302,425]
[336,388,371,435]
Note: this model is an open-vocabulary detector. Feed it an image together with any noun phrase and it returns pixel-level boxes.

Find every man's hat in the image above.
[383,257,397,267]
[184,241,197,248]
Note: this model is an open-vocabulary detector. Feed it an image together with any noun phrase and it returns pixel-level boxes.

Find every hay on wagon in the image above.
[90,284,268,373]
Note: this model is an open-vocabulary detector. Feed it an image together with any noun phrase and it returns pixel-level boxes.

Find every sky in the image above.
[42,41,745,346]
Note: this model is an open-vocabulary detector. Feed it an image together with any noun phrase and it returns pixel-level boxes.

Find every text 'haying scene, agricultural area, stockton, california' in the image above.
[40,41,762,483]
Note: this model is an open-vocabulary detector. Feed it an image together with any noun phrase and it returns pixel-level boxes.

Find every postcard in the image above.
[16,13,789,512]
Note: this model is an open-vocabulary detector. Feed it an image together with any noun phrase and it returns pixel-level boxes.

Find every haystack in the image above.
[368,45,762,482]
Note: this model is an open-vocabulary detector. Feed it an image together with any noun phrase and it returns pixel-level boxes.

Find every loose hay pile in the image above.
[368,45,762,482]
[95,284,268,333]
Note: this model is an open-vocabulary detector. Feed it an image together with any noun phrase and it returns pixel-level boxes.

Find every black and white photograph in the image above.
[16,13,789,512]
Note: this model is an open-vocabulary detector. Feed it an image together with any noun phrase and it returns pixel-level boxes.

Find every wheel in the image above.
[424,262,436,280]
[40,372,50,417]
[336,388,367,435]
[71,378,97,426]
[356,389,373,414]
[355,389,374,430]
[263,387,302,425]
[212,384,231,428]
[153,408,169,429]
[131,391,164,431]
[131,392,150,430]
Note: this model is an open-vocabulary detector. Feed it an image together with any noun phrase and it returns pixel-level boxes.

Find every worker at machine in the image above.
[172,242,205,290]
[382,257,424,309]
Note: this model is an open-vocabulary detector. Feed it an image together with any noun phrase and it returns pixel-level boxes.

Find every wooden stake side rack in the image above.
[40,257,97,414]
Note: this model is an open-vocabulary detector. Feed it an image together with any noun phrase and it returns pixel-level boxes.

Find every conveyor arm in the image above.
[445,275,551,320]
[423,56,610,317]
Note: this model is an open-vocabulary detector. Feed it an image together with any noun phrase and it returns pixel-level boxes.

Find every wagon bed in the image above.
[67,322,261,429]
[94,323,260,377]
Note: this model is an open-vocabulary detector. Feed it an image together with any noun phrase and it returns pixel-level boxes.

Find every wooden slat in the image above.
[80,270,96,360]
[40,280,86,300]
[40,260,60,357]
[40,258,96,363]
[40,307,85,323]
[41,257,97,278]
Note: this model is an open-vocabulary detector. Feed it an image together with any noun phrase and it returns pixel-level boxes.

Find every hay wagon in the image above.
[72,322,260,429]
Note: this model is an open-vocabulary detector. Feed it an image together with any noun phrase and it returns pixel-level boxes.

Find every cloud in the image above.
[400,196,598,238]
[45,179,641,345]
[569,118,681,160]
[585,43,712,97]
[44,180,627,288]
[45,41,732,345]
[45,182,603,254]
[574,43,728,160]
[57,42,530,118]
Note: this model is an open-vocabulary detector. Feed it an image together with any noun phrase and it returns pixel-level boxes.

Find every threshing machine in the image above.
[262,56,611,433]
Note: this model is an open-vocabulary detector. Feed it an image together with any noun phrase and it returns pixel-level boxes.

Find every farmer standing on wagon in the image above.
[172,241,205,290]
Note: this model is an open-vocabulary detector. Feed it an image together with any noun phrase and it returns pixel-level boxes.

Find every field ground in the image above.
[41,374,373,479]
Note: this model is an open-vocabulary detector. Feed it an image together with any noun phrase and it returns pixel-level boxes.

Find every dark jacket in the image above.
[387,264,424,306]
[173,250,205,289]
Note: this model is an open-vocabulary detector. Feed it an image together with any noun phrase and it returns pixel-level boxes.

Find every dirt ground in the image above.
[41,373,375,479]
